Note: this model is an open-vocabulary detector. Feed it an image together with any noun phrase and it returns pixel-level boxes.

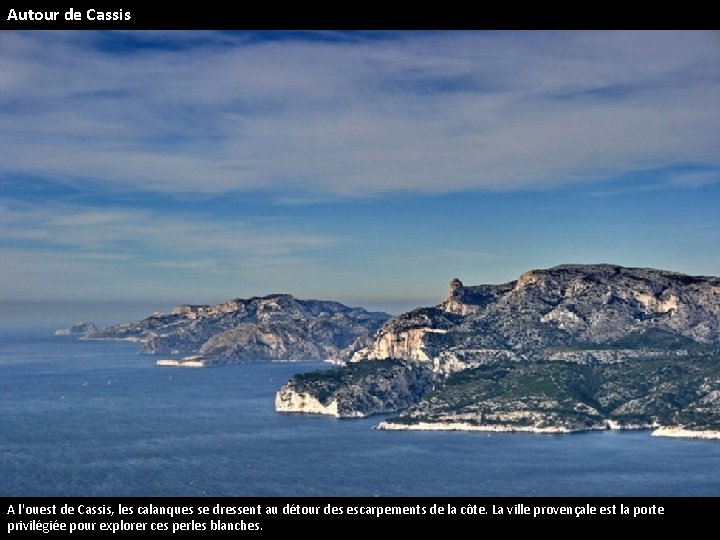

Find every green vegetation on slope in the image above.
[390,355,720,430]
[280,359,435,416]
[565,328,713,352]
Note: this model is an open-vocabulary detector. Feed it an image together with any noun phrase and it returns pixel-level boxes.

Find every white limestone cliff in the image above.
[275,388,339,417]
[651,427,720,440]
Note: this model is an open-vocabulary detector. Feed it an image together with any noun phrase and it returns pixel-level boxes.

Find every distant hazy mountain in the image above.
[54,322,97,336]
[81,294,390,365]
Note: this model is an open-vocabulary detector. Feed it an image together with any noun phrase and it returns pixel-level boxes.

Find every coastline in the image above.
[156,357,205,367]
[377,420,720,439]
[376,421,591,434]
[651,427,720,440]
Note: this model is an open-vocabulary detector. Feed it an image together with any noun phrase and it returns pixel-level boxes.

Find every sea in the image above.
[1,326,719,497]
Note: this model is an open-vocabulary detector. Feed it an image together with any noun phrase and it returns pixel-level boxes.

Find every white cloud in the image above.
[1,30,718,198]
[0,201,335,254]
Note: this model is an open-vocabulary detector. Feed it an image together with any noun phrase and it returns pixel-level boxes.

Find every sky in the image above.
[1,30,719,318]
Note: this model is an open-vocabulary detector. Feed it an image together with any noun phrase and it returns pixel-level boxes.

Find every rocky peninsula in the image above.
[276,264,720,439]
[61,294,390,366]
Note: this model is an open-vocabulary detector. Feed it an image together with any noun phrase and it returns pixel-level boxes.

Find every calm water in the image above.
[1,327,719,496]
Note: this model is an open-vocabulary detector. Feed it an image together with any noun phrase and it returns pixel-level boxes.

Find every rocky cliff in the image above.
[279,265,720,438]
[83,294,390,365]
[276,360,435,418]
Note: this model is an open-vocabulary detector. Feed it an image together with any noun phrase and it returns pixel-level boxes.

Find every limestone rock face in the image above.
[275,389,339,416]
[359,328,434,361]
[275,360,435,418]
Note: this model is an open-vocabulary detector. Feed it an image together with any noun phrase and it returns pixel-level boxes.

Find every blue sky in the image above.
[1,30,719,315]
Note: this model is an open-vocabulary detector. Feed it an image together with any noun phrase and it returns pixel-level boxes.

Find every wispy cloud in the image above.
[0,200,334,254]
[0,199,338,300]
[2,31,718,198]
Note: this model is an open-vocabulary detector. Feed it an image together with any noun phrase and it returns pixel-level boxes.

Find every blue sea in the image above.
[1,326,719,497]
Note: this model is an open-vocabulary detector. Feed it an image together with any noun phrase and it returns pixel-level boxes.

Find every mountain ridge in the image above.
[276,264,720,439]
[352,263,720,371]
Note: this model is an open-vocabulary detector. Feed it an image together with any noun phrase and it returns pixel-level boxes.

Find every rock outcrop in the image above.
[54,322,98,336]
[275,360,435,418]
